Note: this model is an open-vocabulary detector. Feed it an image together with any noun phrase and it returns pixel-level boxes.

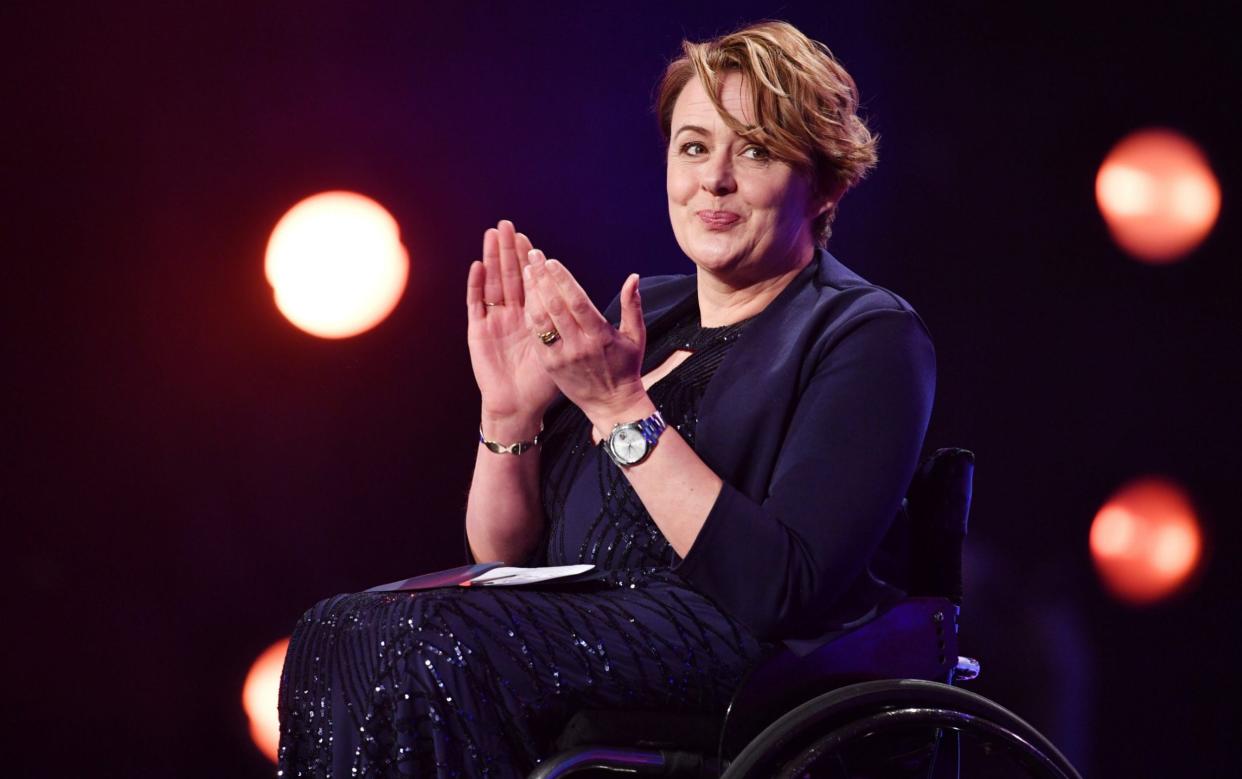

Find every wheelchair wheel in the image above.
[721,679,1082,779]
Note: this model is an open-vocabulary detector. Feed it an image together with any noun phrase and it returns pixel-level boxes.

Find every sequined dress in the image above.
[278,305,773,778]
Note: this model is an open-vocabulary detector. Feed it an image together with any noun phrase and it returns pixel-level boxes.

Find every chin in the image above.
[685,233,751,275]
[675,227,740,269]
[688,248,741,273]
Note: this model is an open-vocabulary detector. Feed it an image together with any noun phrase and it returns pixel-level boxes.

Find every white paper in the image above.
[468,564,595,586]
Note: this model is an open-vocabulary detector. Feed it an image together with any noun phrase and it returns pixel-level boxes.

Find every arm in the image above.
[523,254,933,639]
[519,255,725,558]
[579,397,722,560]
[464,410,545,564]
[580,307,935,639]
[462,221,559,565]
[670,309,936,639]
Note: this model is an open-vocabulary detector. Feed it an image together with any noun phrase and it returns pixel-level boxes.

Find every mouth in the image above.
[696,210,741,229]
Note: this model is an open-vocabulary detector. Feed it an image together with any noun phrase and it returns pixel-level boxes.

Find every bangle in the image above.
[478,423,543,455]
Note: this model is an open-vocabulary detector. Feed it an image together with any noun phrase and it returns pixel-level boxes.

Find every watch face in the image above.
[610,425,648,464]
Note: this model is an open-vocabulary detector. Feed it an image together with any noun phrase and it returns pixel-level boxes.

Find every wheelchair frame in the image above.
[526,449,1084,779]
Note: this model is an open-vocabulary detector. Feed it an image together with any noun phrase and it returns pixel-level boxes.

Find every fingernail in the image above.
[528,249,539,261]
[522,266,532,280]
[546,259,561,272]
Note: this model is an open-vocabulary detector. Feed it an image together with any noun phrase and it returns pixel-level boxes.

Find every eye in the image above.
[678,141,707,156]
[742,145,771,161]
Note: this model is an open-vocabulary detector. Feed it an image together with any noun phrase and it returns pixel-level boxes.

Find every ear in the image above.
[807,180,845,219]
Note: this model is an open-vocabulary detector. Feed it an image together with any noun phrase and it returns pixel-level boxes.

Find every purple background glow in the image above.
[6,2,1239,775]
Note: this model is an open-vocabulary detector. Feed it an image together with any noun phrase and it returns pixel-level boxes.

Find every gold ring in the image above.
[537,329,560,345]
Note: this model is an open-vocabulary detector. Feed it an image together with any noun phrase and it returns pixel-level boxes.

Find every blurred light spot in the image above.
[265,191,409,338]
[243,637,290,764]
[1095,128,1220,264]
[1089,477,1203,604]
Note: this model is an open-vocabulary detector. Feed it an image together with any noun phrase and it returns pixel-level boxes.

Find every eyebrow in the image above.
[672,124,710,140]
[672,123,762,142]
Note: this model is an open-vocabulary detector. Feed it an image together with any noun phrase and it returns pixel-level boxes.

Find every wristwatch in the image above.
[603,410,666,468]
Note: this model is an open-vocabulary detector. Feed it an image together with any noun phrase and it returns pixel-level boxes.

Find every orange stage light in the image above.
[1089,477,1203,605]
[242,637,291,764]
[1095,128,1220,264]
[265,191,409,338]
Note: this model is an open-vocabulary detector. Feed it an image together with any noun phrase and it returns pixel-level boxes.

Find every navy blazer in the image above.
[598,247,936,649]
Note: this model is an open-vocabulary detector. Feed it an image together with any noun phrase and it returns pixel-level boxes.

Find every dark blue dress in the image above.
[277,307,772,778]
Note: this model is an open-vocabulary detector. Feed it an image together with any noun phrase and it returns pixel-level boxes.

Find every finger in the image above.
[521,247,546,314]
[515,232,534,271]
[618,273,644,348]
[522,263,566,357]
[527,251,584,345]
[522,250,557,339]
[497,219,524,306]
[481,227,503,305]
[544,259,610,338]
[466,260,486,322]
[523,263,554,332]
[520,247,538,313]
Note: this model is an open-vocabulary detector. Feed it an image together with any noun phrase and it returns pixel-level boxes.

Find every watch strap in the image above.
[636,410,666,446]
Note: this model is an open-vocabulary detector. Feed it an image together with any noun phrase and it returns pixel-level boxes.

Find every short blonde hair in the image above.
[655,20,878,246]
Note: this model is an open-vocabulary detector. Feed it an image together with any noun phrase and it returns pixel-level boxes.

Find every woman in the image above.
[279,20,934,777]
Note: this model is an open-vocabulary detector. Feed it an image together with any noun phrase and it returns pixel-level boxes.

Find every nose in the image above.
[701,152,736,196]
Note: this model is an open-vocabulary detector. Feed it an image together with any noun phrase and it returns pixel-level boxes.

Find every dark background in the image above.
[5,2,1239,776]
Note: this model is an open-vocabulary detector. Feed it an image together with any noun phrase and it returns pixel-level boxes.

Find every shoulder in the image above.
[780,252,936,405]
[812,250,926,327]
[752,249,934,361]
[599,249,931,347]
[636,272,694,303]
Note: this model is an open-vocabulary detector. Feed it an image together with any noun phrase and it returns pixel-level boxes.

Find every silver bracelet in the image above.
[478,423,543,455]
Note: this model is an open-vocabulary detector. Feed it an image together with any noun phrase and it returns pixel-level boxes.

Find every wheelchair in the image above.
[527,449,1084,778]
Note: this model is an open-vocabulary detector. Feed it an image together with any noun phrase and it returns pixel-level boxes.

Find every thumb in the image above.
[618,273,644,346]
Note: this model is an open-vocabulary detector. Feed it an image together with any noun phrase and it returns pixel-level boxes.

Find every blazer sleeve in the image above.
[670,308,936,641]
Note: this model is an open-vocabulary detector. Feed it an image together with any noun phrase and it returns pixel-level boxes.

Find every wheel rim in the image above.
[723,681,1082,779]
[775,707,1072,779]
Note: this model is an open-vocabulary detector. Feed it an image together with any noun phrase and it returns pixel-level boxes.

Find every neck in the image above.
[695,244,817,327]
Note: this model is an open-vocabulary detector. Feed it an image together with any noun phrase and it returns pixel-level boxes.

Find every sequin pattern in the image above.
[278,306,764,778]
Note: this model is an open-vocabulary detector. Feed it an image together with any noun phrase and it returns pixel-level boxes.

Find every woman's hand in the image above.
[466,220,561,426]
[522,250,649,429]
[521,251,725,566]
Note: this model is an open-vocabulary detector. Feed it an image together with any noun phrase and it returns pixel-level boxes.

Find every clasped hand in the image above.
[466,220,649,432]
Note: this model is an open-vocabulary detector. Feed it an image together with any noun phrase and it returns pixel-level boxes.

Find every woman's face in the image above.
[666,71,823,284]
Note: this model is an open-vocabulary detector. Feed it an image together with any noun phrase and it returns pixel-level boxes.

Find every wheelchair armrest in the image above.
[720,597,959,756]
